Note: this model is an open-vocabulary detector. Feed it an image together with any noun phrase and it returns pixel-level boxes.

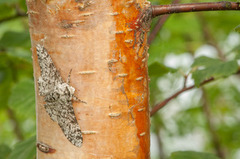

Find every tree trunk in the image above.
[26,0,151,158]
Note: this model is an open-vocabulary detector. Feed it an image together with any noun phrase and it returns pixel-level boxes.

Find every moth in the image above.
[36,44,83,147]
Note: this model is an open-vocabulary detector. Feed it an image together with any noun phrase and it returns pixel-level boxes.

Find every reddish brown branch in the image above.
[0,13,27,24]
[148,0,181,44]
[150,69,240,116]
[201,88,226,159]
[152,1,240,18]
[150,77,214,116]
[197,13,226,61]
[7,108,24,140]
[156,128,166,159]
[147,14,169,44]
[0,5,26,24]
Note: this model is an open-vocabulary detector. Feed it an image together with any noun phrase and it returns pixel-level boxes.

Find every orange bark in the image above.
[26,0,151,158]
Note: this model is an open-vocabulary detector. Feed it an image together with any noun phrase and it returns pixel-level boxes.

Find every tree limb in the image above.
[201,88,226,159]
[7,108,24,140]
[150,68,240,116]
[197,13,226,61]
[150,77,214,116]
[151,1,240,18]
[148,0,181,44]
[0,13,27,24]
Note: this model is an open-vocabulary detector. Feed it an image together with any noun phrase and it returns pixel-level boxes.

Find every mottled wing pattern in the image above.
[36,44,83,147]
[58,101,83,147]
[36,45,63,95]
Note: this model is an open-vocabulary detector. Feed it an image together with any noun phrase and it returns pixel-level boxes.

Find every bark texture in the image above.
[26,0,151,158]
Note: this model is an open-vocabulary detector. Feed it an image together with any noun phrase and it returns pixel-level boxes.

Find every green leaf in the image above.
[191,56,222,68]
[0,0,19,5]
[170,151,220,159]
[235,53,240,60]
[191,56,239,86]
[0,31,30,48]
[8,136,36,159]
[0,54,13,109]
[0,68,12,109]
[7,47,32,63]
[235,25,240,33]
[148,61,176,77]
[0,144,12,159]
[0,4,15,20]
[19,0,28,12]
[8,79,35,116]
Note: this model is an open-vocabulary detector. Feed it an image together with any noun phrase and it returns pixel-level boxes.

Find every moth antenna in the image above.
[67,69,73,84]
[73,95,87,104]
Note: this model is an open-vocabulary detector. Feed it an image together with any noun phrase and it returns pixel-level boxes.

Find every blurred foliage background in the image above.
[0,0,239,159]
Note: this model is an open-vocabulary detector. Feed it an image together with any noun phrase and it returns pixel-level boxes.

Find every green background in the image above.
[0,0,240,158]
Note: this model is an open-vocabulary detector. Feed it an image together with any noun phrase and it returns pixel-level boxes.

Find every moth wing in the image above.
[58,103,83,147]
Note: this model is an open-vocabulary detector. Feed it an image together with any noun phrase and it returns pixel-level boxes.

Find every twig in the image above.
[201,88,226,159]
[147,14,168,44]
[156,128,166,159]
[197,12,227,158]
[197,13,226,61]
[7,108,24,140]
[150,68,240,116]
[148,0,181,44]
[183,73,189,88]
[150,77,214,116]
[0,12,27,24]
[151,1,240,18]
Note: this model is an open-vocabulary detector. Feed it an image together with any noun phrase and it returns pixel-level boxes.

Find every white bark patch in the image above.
[108,112,122,117]
[108,12,119,16]
[118,73,128,77]
[136,76,144,81]
[78,70,96,75]
[82,131,97,135]
[139,132,146,136]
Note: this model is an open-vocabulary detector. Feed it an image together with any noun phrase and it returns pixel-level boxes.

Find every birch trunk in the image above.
[26,0,151,158]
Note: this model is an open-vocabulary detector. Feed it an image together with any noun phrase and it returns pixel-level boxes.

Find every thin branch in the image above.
[152,1,240,18]
[150,77,214,116]
[183,73,189,88]
[150,68,240,116]
[201,88,226,159]
[198,12,227,158]
[7,108,24,140]
[0,12,27,24]
[148,0,181,44]
[197,13,226,61]
[156,128,166,159]
[147,14,168,44]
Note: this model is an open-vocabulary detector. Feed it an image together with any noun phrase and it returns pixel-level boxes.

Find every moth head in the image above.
[44,91,60,102]
[36,44,48,60]
[56,83,75,99]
